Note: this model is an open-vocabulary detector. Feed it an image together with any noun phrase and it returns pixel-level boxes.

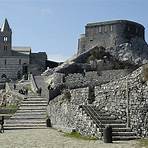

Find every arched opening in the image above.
[22,63,28,75]
[1,74,7,79]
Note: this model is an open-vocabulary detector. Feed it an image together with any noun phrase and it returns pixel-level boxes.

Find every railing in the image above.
[81,105,104,138]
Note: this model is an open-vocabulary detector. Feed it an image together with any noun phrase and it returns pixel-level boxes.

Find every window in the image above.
[99,26,102,33]
[4,59,7,65]
[128,26,130,31]
[19,59,21,65]
[4,46,7,51]
[105,26,107,32]
[136,28,138,34]
[3,37,8,42]
[110,25,113,31]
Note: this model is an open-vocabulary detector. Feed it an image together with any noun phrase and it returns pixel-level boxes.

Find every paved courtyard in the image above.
[0,128,140,148]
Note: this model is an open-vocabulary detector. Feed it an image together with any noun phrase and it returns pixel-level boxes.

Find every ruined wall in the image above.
[47,87,101,137]
[65,69,130,89]
[94,67,148,136]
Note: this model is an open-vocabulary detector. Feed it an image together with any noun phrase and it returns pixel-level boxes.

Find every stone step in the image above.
[101,120,125,124]
[19,106,46,110]
[97,116,117,120]
[16,109,46,114]
[112,136,138,141]
[24,98,47,101]
[20,104,47,106]
[15,112,46,116]
[22,100,47,104]
[10,116,46,120]
[4,126,47,130]
[102,124,126,128]
[112,128,132,132]
[5,120,46,124]
[112,132,136,136]
[4,123,46,127]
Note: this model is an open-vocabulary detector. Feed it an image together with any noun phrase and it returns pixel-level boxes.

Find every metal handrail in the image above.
[82,105,104,138]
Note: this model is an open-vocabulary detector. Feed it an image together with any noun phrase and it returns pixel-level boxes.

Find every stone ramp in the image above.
[81,105,138,141]
[34,75,49,98]
[4,96,48,130]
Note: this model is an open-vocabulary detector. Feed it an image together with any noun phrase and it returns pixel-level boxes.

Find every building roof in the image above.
[1,18,11,32]
[86,20,144,28]
[12,46,31,52]
[12,47,31,56]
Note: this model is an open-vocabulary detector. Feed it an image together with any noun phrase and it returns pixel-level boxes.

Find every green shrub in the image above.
[64,131,97,140]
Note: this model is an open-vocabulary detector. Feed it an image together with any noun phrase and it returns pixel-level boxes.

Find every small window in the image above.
[110,25,113,31]
[3,37,8,42]
[136,28,138,34]
[128,26,130,31]
[1,74,7,79]
[19,59,21,65]
[5,59,7,65]
[99,26,102,33]
[105,26,107,32]
[4,46,7,51]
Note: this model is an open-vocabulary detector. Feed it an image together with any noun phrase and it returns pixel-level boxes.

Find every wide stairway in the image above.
[81,105,138,141]
[4,96,47,130]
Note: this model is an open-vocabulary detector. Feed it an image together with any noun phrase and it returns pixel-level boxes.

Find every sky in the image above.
[0,0,148,62]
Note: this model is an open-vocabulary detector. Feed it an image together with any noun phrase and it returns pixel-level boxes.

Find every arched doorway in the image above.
[22,63,28,75]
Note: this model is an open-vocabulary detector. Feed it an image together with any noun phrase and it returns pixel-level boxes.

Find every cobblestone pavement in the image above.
[0,128,140,148]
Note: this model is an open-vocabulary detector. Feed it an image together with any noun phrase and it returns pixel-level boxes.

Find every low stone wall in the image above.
[94,66,148,136]
[47,87,101,137]
[65,69,130,89]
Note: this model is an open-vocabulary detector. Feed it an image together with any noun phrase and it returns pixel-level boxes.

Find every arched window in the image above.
[3,37,8,42]
[19,59,21,65]
[1,74,7,78]
[4,59,7,65]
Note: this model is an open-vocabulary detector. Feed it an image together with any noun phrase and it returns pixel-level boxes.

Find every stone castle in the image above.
[0,19,47,81]
[3,19,148,141]
[78,20,145,55]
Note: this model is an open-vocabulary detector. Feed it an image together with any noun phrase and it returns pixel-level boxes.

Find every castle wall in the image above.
[78,20,145,55]
[30,52,47,75]
[47,87,101,137]
[94,67,148,136]
[65,69,130,89]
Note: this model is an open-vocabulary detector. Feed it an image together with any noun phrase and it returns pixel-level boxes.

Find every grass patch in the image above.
[63,131,97,140]
[138,139,148,148]
[0,105,18,114]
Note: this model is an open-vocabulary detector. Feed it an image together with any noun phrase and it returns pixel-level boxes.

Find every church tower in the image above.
[0,18,12,56]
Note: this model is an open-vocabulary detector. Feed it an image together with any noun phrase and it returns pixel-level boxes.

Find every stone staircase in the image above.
[81,105,138,141]
[4,96,47,130]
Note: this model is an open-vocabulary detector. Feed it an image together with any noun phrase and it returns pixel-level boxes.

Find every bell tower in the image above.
[0,18,12,56]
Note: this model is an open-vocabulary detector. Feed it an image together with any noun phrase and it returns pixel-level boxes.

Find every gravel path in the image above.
[0,128,140,148]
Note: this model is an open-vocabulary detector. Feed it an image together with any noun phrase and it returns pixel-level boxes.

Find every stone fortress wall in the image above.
[47,66,148,137]
[65,69,130,89]
[78,20,145,54]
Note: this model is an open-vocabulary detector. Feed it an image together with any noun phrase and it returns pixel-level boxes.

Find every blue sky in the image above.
[0,0,148,62]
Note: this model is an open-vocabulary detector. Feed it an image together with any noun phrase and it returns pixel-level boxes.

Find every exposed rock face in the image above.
[106,37,148,65]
